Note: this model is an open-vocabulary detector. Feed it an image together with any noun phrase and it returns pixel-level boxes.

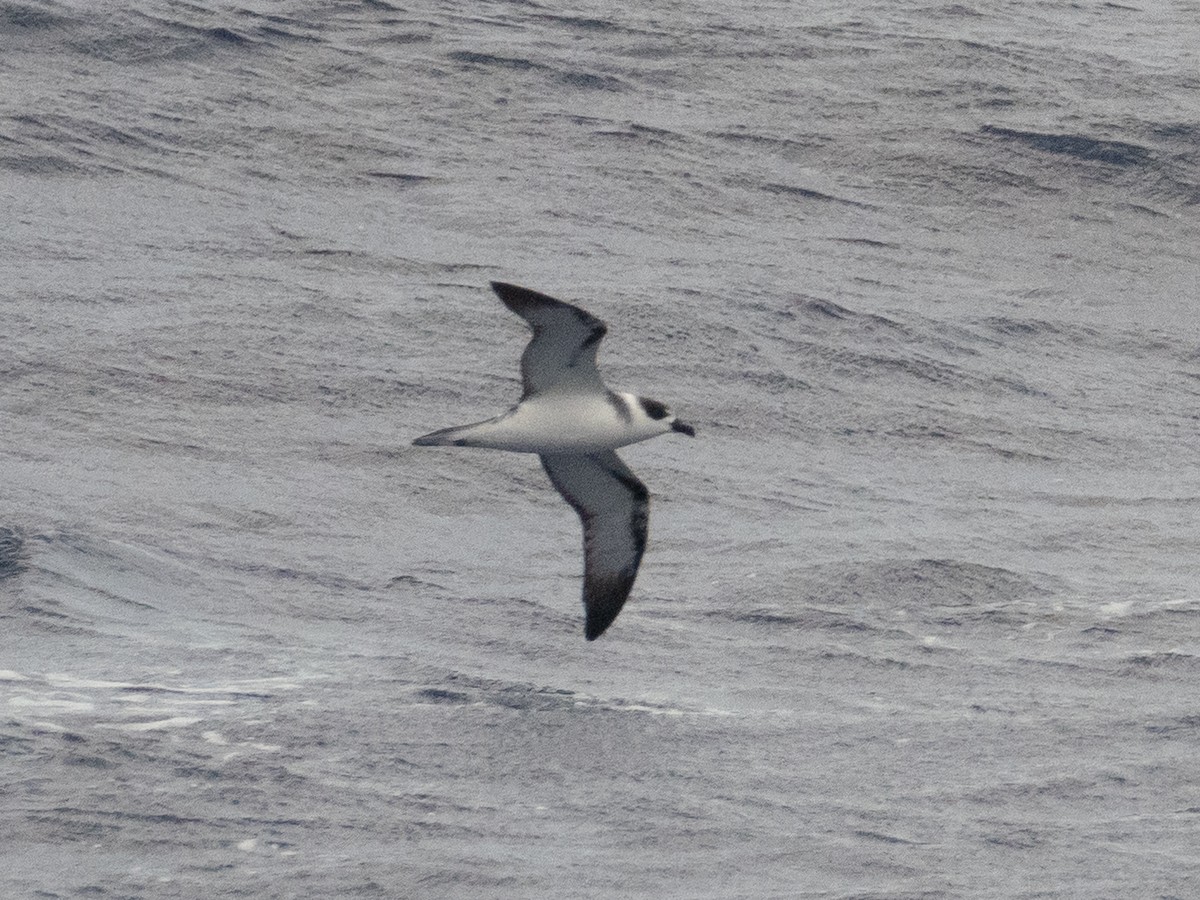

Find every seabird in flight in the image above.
[413,281,695,640]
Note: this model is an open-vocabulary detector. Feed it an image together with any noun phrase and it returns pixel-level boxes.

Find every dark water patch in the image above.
[1123,651,1200,674]
[114,684,273,700]
[760,181,877,209]
[1150,140,1200,199]
[886,422,960,441]
[387,573,446,591]
[631,122,687,142]
[371,30,434,45]
[817,648,934,671]
[983,315,1066,339]
[5,111,192,178]
[1114,201,1169,218]
[0,731,35,758]
[964,437,1058,463]
[257,24,321,44]
[21,604,70,620]
[50,806,210,827]
[304,247,357,256]
[968,773,1112,807]
[788,296,905,333]
[726,296,803,323]
[412,673,595,714]
[0,527,27,580]
[365,171,435,184]
[941,161,1061,194]
[129,436,231,462]
[737,369,813,393]
[706,130,826,156]
[207,26,251,45]
[981,124,1153,167]
[990,375,1050,398]
[984,828,1045,850]
[448,50,548,72]
[978,316,1110,357]
[719,607,873,633]
[416,688,470,704]
[65,754,117,770]
[173,763,223,781]
[0,2,71,29]
[534,13,622,32]
[490,684,581,712]
[0,150,83,176]
[557,70,625,91]
[29,810,124,840]
[231,7,326,45]
[834,350,962,385]
[593,124,681,146]
[854,828,924,846]
[827,236,901,249]
[1144,714,1200,736]
[1151,122,1200,142]
[798,297,854,319]
[68,11,273,64]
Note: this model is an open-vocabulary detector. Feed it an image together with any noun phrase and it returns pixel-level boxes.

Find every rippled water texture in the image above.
[3,1,1200,897]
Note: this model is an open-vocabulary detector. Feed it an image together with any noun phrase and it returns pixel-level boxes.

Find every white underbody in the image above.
[420,391,671,454]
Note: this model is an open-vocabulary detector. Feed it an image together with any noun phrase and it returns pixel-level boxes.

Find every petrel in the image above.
[413,281,695,640]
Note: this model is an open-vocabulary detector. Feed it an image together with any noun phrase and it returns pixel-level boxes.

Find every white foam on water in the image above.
[108,716,203,732]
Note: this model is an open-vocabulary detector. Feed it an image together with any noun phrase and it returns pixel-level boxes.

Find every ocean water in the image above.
[3,1,1200,897]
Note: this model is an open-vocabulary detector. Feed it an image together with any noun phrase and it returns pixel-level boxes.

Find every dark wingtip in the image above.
[491,281,553,315]
[584,618,609,641]
[491,281,541,303]
[583,588,629,641]
[490,281,520,307]
[672,420,696,437]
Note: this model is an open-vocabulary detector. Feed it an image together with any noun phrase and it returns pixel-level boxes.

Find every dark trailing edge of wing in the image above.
[491,282,606,335]
[540,453,649,641]
[489,281,608,400]
[588,459,648,640]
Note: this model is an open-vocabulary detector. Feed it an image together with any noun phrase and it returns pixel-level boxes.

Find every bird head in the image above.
[637,396,696,437]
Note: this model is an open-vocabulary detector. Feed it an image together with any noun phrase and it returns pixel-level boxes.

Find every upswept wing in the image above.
[491,281,608,399]
[539,451,649,641]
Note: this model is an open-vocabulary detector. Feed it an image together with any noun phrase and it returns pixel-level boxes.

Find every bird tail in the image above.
[412,411,513,447]
[412,422,477,446]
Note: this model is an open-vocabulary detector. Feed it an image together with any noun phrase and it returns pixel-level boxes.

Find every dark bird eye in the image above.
[639,397,669,420]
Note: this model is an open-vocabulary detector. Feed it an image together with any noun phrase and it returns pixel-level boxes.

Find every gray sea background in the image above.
[3,1,1200,897]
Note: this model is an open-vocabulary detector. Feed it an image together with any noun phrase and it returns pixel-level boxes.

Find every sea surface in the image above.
[3,1,1200,897]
